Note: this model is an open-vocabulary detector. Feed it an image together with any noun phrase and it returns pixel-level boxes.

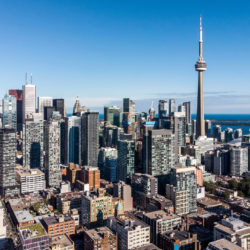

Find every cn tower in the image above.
[195,16,207,138]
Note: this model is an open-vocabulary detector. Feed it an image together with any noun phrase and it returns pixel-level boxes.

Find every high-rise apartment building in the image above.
[23,83,36,120]
[123,98,136,122]
[98,147,118,179]
[23,119,44,169]
[53,99,65,117]
[44,117,62,188]
[158,100,169,118]
[117,139,135,182]
[0,128,19,197]
[2,94,17,130]
[183,101,191,124]
[225,128,234,142]
[113,181,133,211]
[230,146,248,176]
[131,173,158,197]
[169,99,175,116]
[104,106,122,126]
[66,116,81,164]
[205,120,212,137]
[143,129,174,176]
[38,96,52,120]
[81,112,99,166]
[167,166,197,214]
[9,89,23,131]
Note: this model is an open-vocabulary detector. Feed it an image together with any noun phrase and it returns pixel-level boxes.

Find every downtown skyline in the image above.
[0,0,250,113]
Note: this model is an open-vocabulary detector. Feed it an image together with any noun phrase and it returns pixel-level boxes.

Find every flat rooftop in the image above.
[20,223,47,239]
[208,239,244,250]
[15,210,34,223]
[197,197,222,208]
[50,234,74,248]
[162,230,194,241]
[132,243,161,250]
[85,226,114,240]
[43,215,73,225]
[144,210,179,221]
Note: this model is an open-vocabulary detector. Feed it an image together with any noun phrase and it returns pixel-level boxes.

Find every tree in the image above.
[222,192,230,200]
[228,179,238,190]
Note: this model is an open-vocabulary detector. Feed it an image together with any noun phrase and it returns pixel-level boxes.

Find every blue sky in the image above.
[0,0,250,113]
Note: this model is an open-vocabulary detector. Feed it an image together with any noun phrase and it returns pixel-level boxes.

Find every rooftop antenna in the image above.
[25,72,28,84]
[151,101,154,109]
[30,73,33,84]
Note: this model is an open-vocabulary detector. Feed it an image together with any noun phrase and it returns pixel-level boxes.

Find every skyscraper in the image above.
[169,99,175,116]
[66,116,81,164]
[44,116,62,188]
[166,166,197,214]
[123,98,136,122]
[53,99,65,117]
[183,102,191,124]
[195,16,207,138]
[22,119,44,169]
[117,138,135,182]
[143,129,175,176]
[0,128,19,197]
[2,94,17,130]
[158,100,169,119]
[9,89,23,131]
[23,83,36,120]
[104,106,122,126]
[38,96,53,120]
[81,112,99,166]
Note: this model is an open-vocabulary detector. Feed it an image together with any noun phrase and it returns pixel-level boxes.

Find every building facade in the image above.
[44,117,62,187]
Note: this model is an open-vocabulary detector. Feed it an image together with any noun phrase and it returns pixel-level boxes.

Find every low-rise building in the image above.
[83,226,117,250]
[81,188,113,226]
[42,215,75,236]
[143,210,181,245]
[214,216,250,249]
[108,214,150,250]
[50,234,75,250]
[207,239,244,250]
[56,191,83,214]
[14,210,34,227]
[19,223,49,250]
[16,168,45,194]
[159,230,199,250]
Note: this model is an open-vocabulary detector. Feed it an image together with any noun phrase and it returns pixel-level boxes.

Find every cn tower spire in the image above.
[200,15,202,42]
[195,15,207,138]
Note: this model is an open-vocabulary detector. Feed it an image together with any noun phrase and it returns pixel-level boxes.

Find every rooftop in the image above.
[16,167,44,177]
[144,210,179,221]
[197,197,222,208]
[15,210,34,224]
[208,239,244,250]
[50,234,74,248]
[20,223,47,239]
[162,230,196,241]
[132,243,161,250]
[85,226,115,240]
[43,215,74,225]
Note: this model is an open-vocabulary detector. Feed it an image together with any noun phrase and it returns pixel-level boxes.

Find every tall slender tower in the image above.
[195,16,207,138]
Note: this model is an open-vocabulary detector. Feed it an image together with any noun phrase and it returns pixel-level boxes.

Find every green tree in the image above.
[228,179,238,190]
